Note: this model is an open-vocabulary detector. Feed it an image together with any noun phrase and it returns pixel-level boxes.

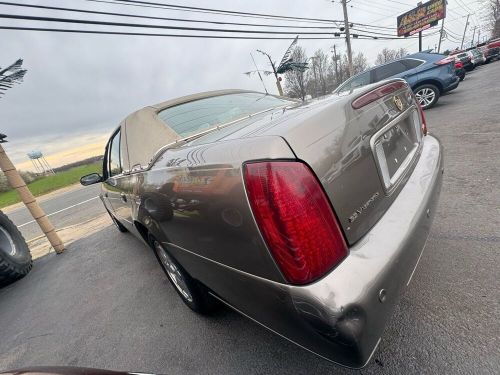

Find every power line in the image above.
[0,24,432,40]
[0,1,339,30]
[0,13,341,35]
[85,0,399,32]
[0,13,416,38]
[0,25,402,39]
[353,23,396,30]
[97,0,339,24]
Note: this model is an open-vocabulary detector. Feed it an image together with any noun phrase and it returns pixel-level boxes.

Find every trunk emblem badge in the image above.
[393,95,404,111]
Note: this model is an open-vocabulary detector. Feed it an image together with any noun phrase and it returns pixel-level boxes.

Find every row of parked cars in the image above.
[450,39,500,80]
[336,38,500,110]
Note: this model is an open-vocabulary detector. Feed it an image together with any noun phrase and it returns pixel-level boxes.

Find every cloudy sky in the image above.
[0,0,488,170]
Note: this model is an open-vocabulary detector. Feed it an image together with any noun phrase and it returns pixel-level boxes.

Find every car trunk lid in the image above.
[260,80,426,244]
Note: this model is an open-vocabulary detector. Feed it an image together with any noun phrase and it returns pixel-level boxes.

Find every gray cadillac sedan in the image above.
[81,79,443,368]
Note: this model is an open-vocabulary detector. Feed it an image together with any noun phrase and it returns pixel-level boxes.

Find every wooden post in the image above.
[275,78,284,96]
[0,144,64,253]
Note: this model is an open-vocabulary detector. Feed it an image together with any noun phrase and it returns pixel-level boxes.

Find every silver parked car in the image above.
[81,81,443,368]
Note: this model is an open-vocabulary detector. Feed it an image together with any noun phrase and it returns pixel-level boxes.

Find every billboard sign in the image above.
[397,0,446,37]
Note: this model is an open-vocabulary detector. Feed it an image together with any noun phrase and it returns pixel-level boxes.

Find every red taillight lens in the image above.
[352,81,406,109]
[418,102,428,135]
[243,161,348,285]
[455,62,463,69]
[435,57,454,65]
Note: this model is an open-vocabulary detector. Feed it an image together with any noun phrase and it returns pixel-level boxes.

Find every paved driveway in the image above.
[1,63,499,374]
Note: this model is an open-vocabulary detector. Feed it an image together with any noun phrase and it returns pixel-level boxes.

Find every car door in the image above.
[102,127,134,231]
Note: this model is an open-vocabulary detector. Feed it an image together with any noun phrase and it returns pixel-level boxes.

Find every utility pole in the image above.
[460,14,470,50]
[471,26,477,47]
[332,44,340,85]
[477,29,480,45]
[341,0,354,77]
[437,18,445,53]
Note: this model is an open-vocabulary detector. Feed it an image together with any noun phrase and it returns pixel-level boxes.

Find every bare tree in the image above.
[375,48,408,65]
[352,52,369,75]
[284,46,309,101]
[0,59,27,97]
[307,49,330,97]
[484,0,500,39]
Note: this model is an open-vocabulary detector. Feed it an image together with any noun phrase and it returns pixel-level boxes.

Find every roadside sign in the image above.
[397,0,446,37]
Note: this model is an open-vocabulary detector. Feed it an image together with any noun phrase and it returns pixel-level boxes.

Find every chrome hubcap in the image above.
[0,226,17,257]
[154,241,193,302]
[415,88,436,108]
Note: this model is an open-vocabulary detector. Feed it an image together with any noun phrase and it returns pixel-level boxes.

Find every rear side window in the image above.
[157,93,292,138]
[337,71,371,93]
[108,130,122,177]
[373,61,408,82]
[402,59,424,69]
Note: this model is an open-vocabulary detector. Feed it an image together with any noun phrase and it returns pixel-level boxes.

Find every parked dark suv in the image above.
[336,51,459,109]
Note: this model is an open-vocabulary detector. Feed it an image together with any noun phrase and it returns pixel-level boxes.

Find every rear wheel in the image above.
[0,211,32,286]
[150,236,218,314]
[414,84,440,110]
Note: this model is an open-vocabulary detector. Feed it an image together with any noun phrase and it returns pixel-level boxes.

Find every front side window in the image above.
[157,92,293,138]
[108,130,122,177]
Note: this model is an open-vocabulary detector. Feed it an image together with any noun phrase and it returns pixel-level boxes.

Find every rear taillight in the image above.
[455,62,463,69]
[352,81,406,109]
[243,161,348,285]
[418,102,428,135]
[435,57,454,65]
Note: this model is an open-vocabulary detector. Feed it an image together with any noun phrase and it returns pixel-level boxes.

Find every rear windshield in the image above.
[157,92,293,137]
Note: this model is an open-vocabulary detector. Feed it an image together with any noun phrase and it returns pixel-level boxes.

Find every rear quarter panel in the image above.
[131,135,294,283]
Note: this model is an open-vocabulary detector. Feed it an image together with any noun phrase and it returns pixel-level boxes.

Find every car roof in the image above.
[337,51,443,88]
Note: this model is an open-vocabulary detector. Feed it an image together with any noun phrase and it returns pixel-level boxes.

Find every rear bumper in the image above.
[286,135,443,367]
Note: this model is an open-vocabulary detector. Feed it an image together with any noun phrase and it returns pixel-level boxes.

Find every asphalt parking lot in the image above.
[1,62,499,375]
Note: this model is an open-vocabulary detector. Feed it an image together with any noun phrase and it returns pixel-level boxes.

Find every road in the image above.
[7,184,105,240]
[1,62,499,374]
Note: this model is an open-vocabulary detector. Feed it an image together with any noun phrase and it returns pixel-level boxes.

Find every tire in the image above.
[459,73,465,81]
[106,208,127,233]
[0,211,32,286]
[414,84,440,110]
[149,235,218,314]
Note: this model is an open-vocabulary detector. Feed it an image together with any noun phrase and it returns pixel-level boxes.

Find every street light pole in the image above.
[341,0,354,77]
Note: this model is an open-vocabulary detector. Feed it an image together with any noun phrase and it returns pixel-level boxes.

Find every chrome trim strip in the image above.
[370,104,423,195]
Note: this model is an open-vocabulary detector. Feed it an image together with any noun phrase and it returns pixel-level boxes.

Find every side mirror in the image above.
[80,173,103,186]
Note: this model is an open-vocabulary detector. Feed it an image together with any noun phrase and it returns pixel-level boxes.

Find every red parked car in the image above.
[484,39,500,63]
[454,60,465,81]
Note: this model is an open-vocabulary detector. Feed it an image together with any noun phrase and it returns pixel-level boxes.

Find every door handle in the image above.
[120,193,127,203]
